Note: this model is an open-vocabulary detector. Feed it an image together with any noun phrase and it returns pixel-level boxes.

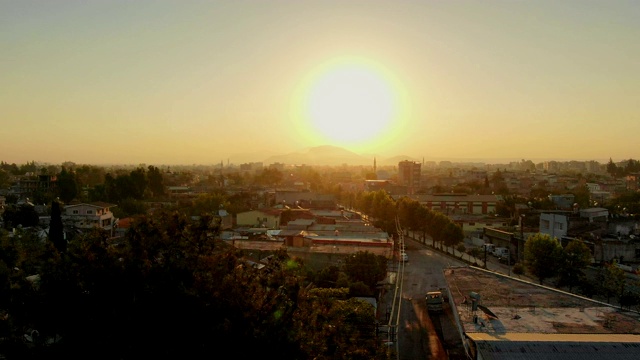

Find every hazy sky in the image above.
[2,0,639,165]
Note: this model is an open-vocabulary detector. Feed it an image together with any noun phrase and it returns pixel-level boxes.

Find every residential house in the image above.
[548,194,575,210]
[62,202,117,236]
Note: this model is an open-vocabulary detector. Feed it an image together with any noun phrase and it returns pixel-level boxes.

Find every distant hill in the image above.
[259,145,429,166]
[263,145,373,166]
[377,155,421,166]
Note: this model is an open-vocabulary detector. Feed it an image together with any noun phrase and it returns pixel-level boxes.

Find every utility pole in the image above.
[484,246,487,269]
[519,214,526,263]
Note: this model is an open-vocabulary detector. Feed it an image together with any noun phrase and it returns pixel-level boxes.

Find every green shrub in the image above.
[512,262,525,275]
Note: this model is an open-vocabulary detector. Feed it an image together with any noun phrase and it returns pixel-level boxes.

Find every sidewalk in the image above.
[405,232,539,283]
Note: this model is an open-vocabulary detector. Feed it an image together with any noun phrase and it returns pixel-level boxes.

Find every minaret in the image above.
[374,157,377,173]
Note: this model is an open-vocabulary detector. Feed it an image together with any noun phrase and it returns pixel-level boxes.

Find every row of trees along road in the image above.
[353,190,464,249]
[0,209,393,359]
[523,233,640,310]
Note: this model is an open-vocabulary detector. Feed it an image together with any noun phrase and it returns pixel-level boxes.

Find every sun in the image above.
[294,58,401,149]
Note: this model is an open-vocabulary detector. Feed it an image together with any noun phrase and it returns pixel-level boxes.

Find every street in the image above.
[385,236,467,359]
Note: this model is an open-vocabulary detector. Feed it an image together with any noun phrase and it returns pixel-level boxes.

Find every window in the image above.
[72,210,79,215]
[541,220,550,230]
[86,210,93,215]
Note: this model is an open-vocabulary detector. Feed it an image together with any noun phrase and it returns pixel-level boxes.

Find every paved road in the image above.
[388,237,467,359]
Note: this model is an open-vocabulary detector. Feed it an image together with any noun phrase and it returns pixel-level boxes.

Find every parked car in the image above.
[498,253,516,264]
[401,252,409,262]
[492,247,509,258]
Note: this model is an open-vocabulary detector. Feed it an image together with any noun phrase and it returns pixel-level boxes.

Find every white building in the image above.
[62,202,118,236]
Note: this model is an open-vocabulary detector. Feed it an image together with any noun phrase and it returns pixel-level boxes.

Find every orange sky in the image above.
[1,1,639,165]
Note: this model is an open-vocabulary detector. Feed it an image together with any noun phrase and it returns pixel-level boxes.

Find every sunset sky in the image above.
[1,0,639,165]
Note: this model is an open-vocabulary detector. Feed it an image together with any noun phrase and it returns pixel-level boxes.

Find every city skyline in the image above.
[2,1,639,165]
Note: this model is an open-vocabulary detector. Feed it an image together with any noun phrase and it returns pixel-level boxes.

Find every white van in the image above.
[482,243,495,253]
[493,247,509,258]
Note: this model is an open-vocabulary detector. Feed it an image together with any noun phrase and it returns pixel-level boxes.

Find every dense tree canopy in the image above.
[524,233,563,284]
[56,167,78,203]
[2,204,39,230]
[0,211,388,359]
[557,239,592,291]
[343,251,388,294]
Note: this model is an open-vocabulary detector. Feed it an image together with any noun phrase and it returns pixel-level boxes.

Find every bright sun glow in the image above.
[296,59,400,149]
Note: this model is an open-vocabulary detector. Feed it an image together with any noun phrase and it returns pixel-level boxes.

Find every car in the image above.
[482,243,495,253]
[492,247,509,258]
[498,253,516,264]
[400,252,409,262]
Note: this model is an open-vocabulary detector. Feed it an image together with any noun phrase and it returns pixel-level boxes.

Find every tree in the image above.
[147,165,165,197]
[298,289,386,359]
[2,204,39,229]
[396,197,423,236]
[524,233,563,285]
[416,206,433,244]
[129,167,148,200]
[0,169,10,188]
[188,192,228,217]
[601,263,626,305]
[570,184,591,209]
[57,167,78,203]
[429,213,449,248]
[254,167,283,187]
[114,173,136,200]
[370,190,396,234]
[490,169,508,194]
[557,239,592,292]
[0,206,392,359]
[606,158,617,176]
[48,200,66,253]
[342,251,387,292]
[443,222,464,248]
[456,244,466,259]
[112,198,149,218]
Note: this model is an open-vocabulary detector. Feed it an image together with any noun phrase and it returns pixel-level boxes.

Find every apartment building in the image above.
[397,160,421,194]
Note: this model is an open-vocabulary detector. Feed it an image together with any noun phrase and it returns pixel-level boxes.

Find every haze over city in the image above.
[2,0,639,165]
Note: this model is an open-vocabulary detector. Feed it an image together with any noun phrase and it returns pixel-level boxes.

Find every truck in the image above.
[426,291,444,313]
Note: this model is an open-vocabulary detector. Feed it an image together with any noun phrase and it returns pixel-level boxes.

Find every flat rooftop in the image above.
[443,266,640,335]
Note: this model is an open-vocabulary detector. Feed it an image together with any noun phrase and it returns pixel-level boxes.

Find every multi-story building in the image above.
[405,193,503,215]
[17,174,57,198]
[626,173,640,191]
[62,201,117,236]
[398,160,421,194]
